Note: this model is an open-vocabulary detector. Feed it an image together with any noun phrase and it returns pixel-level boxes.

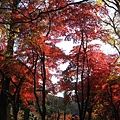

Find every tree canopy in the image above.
[0,0,120,120]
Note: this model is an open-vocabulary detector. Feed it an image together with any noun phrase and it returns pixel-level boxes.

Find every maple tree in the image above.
[56,2,118,120]
[58,43,117,120]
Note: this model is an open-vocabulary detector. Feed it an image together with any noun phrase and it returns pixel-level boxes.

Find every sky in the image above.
[56,39,117,55]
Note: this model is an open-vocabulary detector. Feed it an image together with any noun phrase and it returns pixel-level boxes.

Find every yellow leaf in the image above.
[96,0,102,4]
[108,38,115,46]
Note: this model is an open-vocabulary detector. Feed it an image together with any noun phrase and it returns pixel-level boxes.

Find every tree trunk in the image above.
[23,108,30,120]
[0,90,8,120]
[41,52,46,120]
[87,107,92,120]
[57,109,60,120]
[12,101,19,120]
[64,111,66,120]
[0,77,10,120]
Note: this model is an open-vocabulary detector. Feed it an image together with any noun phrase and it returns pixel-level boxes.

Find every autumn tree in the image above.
[1,0,119,120]
[0,0,60,120]
[57,2,118,120]
[0,0,92,120]
[59,43,117,120]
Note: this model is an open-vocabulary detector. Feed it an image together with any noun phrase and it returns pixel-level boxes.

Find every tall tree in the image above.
[59,43,117,120]
[57,2,117,120]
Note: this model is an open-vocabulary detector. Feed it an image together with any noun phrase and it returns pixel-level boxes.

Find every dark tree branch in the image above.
[103,0,118,11]
[0,0,88,25]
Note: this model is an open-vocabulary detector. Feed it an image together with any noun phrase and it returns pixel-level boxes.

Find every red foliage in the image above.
[0,0,119,119]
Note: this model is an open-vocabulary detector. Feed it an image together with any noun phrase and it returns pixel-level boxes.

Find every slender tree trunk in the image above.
[87,107,92,120]
[33,54,43,119]
[75,31,89,120]
[57,109,60,120]
[64,111,66,120]
[75,45,82,120]
[23,108,30,120]
[12,100,19,120]
[41,52,46,120]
